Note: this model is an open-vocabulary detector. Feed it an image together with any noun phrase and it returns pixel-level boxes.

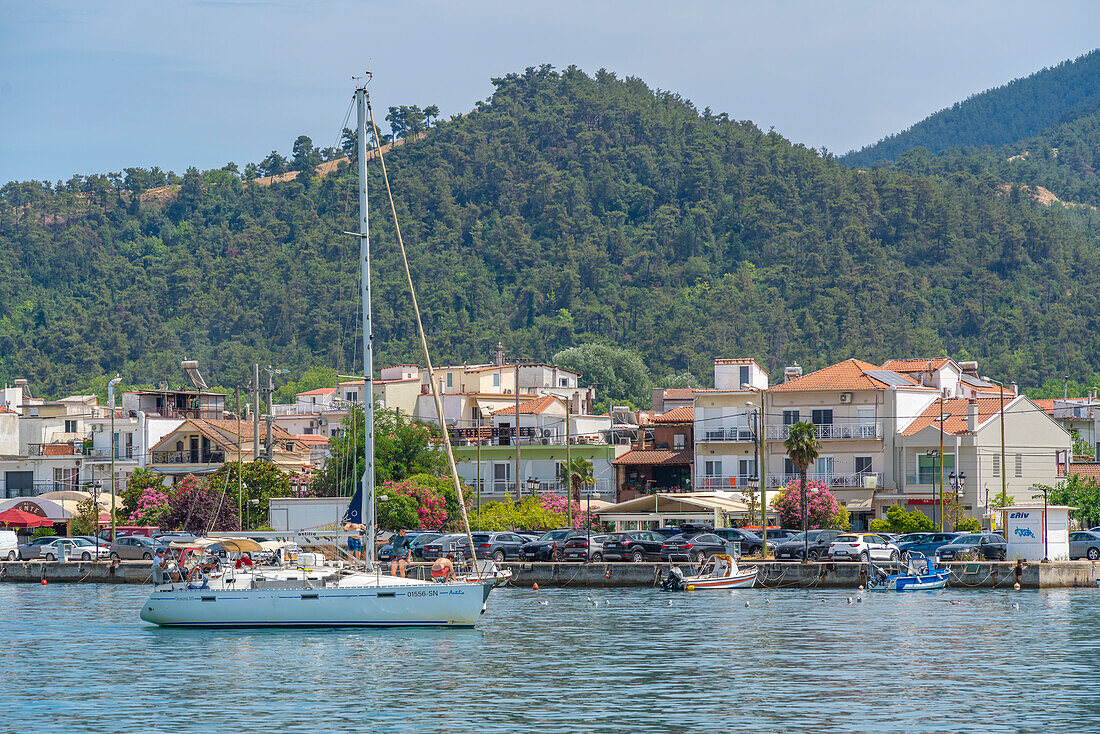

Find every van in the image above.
[0,530,18,561]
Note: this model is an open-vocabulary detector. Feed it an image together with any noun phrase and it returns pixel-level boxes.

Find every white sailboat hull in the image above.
[140,580,492,628]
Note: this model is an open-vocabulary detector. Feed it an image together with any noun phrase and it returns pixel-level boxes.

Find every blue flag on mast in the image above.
[343,479,364,523]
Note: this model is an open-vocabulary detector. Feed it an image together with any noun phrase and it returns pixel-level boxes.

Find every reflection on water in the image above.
[0,583,1097,733]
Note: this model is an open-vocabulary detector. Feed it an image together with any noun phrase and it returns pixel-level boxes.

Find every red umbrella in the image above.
[0,508,55,528]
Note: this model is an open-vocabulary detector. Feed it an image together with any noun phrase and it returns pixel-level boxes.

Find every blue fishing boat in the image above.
[869,553,950,591]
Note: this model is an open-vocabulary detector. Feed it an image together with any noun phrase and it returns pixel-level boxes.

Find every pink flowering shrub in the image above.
[128,487,171,526]
[382,479,449,530]
[772,479,845,529]
[536,492,601,530]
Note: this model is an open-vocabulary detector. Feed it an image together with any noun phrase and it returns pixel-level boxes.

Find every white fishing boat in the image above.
[660,554,758,591]
[868,553,950,592]
[140,77,495,628]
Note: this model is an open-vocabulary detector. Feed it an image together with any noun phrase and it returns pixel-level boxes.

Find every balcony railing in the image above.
[468,478,615,499]
[26,443,84,457]
[150,450,226,465]
[696,475,757,490]
[698,427,756,442]
[86,447,136,461]
[768,472,883,489]
[765,422,883,441]
[1,479,81,500]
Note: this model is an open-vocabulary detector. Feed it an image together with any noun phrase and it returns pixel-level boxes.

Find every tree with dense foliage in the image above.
[121,468,167,518]
[310,405,446,498]
[207,460,291,530]
[870,504,936,534]
[552,344,651,409]
[783,422,821,558]
[1038,474,1100,530]
[163,475,240,533]
[69,497,101,536]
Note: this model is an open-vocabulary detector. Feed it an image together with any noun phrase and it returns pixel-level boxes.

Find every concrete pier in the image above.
[1,559,1098,589]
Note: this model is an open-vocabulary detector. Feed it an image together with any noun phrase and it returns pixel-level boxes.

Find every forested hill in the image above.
[843,49,1100,166]
[3,65,1100,402]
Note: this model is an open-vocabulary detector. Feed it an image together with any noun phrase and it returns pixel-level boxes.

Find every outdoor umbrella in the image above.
[0,508,55,528]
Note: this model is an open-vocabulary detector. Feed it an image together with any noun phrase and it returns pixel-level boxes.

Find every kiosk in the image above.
[1003,503,1073,561]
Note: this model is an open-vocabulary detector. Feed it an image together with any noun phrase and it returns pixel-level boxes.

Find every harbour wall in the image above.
[1,559,1097,589]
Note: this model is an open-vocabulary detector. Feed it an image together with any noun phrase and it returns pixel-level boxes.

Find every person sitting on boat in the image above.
[389,528,411,578]
[431,554,456,583]
[153,547,170,584]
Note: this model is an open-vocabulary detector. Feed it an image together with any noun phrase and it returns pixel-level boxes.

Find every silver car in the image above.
[109,535,161,560]
[1069,530,1100,560]
[17,535,62,560]
[38,537,100,561]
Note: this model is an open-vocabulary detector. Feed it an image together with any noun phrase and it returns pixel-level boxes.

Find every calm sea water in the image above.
[0,582,1097,733]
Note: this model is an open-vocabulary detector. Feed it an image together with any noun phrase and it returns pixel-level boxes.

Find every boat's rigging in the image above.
[364,93,479,566]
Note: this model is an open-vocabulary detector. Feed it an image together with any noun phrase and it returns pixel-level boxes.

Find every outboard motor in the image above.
[661,566,686,592]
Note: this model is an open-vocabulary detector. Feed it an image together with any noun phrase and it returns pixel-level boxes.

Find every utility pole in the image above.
[514,360,521,501]
[566,400,572,527]
[265,365,275,462]
[108,375,121,543]
[939,397,945,531]
[236,386,243,522]
[253,364,260,461]
[476,413,481,525]
[759,388,767,557]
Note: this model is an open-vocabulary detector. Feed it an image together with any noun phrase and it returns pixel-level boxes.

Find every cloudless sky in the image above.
[2,0,1098,184]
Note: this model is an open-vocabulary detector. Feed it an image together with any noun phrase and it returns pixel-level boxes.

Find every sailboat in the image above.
[140,77,496,628]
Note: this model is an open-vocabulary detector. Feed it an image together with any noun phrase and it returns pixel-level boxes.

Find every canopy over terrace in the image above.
[594,492,773,531]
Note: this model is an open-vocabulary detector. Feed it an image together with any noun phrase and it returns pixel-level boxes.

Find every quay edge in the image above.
[1,560,1099,589]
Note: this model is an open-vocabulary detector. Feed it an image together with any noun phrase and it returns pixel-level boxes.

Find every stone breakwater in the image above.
[2,559,1100,588]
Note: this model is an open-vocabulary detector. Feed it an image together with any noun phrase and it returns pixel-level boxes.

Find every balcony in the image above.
[86,447,136,462]
[698,427,756,443]
[150,450,226,465]
[468,478,615,500]
[26,443,82,457]
[768,472,883,489]
[765,422,882,441]
[697,475,757,490]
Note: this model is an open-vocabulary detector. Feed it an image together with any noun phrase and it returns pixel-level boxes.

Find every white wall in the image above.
[268,497,350,531]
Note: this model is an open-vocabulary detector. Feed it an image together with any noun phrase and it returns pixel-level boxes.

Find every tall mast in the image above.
[355,80,376,563]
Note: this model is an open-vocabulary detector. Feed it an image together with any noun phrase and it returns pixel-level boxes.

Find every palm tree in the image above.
[557,458,595,527]
[784,421,821,562]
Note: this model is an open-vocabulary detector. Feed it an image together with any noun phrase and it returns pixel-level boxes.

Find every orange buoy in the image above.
[41,579,47,585]
[532,582,539,591]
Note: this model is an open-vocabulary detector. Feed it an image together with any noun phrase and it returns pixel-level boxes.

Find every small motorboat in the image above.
[457,560,513,587]
[869,553,950,591]
[661,554,758,591]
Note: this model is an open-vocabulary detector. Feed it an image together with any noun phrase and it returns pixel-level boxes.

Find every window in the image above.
[1015,453,1023,478]
[64,419,77,433]
[739,366,750,388]
[918,454,954,484]
[493,463,511,490]
[855,456,873,474]
[446,373,453,389]
[346,391,357,402]
[125,433,133,459]
[784,458,796,476]
[782,410,800,425]
[704,460,723,477]
[992,454,1000,477]
[559,378,568,387]
[738,458,756,484]
[811,409,833,426]
[673,433,686,450]
[29,407,38,417]
[304,427,313,435]
[492,372,500,389]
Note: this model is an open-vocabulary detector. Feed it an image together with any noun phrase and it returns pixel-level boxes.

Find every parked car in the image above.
[935,533,1008,561]
[73,535,113,560]
[518,529,577,561]
[773,529,844,561]
[896,532,960,560]
[759,529,800,544]
[109,535,163,560]
[1069,530,1100,560]
[563,533,612,562]
[378,531,438,561]
[602,530,668,562]
[0,530,18,561]
[420,533,470,562]
[651,527,682,540]
[827,533,900,562]
[39,537,102,561]
[660,532,729,564]
[711,528,764,556]
[468,532,527,562]
[17,535,62,560]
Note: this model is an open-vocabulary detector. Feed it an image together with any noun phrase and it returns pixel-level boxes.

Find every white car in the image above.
[40,537,106,561]
[827,533,900,562]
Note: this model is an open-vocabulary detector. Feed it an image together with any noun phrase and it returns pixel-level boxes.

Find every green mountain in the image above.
[3,65,1100,402]
[843,49,1100,166]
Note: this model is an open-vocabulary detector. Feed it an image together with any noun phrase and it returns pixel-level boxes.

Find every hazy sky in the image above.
[2,0,1098,184]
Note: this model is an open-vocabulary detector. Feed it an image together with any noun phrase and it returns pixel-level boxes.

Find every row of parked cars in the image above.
[376,526,1033,565]
[3,530,199,561]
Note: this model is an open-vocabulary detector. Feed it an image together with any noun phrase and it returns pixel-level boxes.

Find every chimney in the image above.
[967,399,978,432]
[784,364,803,382]
[1011,382,1018,395]
[652,387,665,413]
[495,342,504,367]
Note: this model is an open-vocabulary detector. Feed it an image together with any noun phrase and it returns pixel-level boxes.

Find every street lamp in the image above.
[92,481,102,554]
[525,477,540,499]
[745,397,767,557]
[1038,484,1050,562]
[948,471,966,532]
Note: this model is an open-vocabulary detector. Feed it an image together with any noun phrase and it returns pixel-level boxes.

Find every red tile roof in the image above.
[612,449,694,466]
[491,395,562,416]
[293,434,331,445]
[770,359,922,392]
[882,358,952,373]
[296,387,337,397]
[652,406,694,423]
[901,398,1008,436]
[660,388,696,401]
[1033,399,1057,417]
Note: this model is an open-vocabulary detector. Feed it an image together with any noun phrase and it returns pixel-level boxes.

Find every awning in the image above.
[0,508,54,528]
[172,537,265,553]
[612,449,694,466]
[832,488,876,512]
[595,492,773,523]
